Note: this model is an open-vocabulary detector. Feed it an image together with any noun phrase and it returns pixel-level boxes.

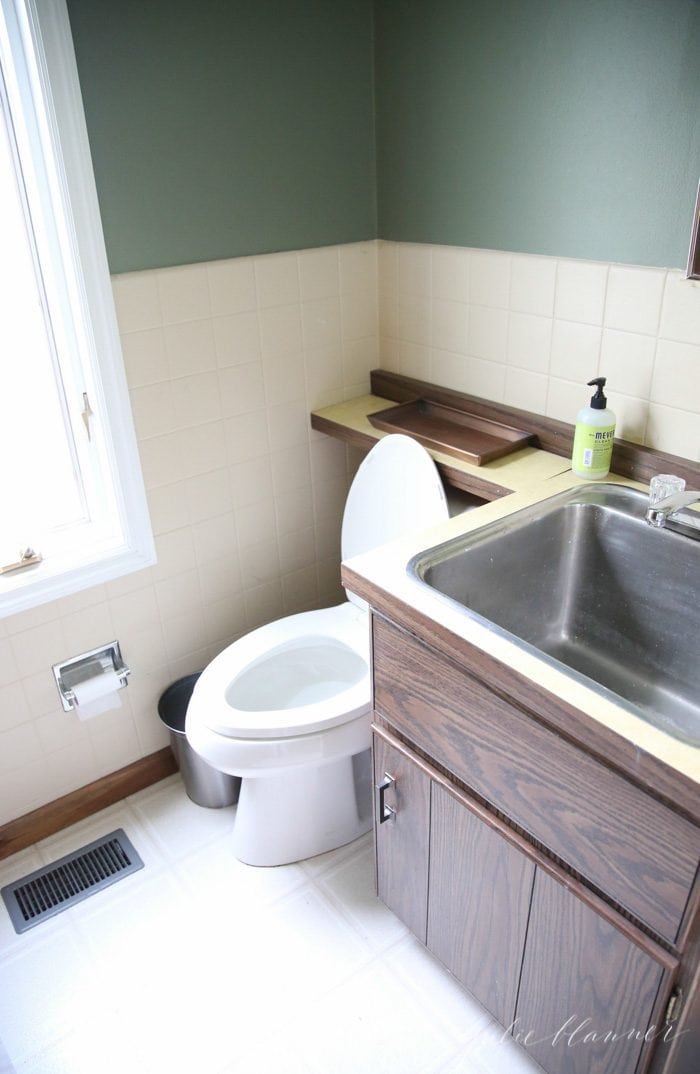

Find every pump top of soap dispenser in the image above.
[587,377,608,409]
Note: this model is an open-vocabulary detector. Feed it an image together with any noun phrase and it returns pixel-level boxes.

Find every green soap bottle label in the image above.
[572,422,615,475]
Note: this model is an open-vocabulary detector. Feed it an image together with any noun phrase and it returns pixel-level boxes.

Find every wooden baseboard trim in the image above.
[0,748,178,861]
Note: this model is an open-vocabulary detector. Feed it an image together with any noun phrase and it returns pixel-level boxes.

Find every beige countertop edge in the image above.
[343,471,700,787]
[312,395,572,491]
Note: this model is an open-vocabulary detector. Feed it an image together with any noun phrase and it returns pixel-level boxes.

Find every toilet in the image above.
[185,434,448,866]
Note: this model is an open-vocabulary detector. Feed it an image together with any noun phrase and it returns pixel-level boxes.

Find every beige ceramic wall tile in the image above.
[462,355,506,402]
[259,304,303,357]
[397,294,432,347]
[646,403,700,459]
[659,273,700,345]
[430,349,469,393]
[600,330,656,399]
[509,254,556,317]
[398,340,431,380]
[184,468,233,525]
[111,271,161,333]
[469,250,511,308]
[341,290,378,342]
[604,265,666,335]
[157,263,211,324]
[468,305,509,363]
[121,328,169,387]
[504,367,549,413]
[431,298,468,353]
[254,252,300,308]
[545,376,586,423]
[651,339,700,411]
[604,392,648,444]
[0,682,31,732]
[219,362,266,416]
[398,243,432,297]
[164,319,217,378]
[299,246,341,301]
[339,242,377,294]
[554,259,608,325]
[506,312,552,373]
[147,482,191,536]
[129,383,176,439]
[302,297,342,350]
[171,371,222,427]
[212,311,261,367]
[207,257,257,316]
[432,246,470,303]
[549,320,602,382]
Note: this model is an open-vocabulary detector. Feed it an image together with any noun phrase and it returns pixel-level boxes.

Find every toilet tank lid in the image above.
[341,434,448,604]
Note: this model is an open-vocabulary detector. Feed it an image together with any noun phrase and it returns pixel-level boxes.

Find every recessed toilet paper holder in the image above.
[53,641,130,712]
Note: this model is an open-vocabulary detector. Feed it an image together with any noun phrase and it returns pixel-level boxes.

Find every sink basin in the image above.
[409,484,700,747]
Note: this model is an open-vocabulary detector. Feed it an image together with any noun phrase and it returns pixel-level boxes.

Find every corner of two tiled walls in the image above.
[377,241,700,459]
[2,237,699,825]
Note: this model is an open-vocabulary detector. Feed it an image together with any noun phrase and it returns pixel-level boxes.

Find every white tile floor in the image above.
[0,775,540,1074]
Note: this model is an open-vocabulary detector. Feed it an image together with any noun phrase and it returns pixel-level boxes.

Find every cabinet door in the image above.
[516,869,676,1074]
[427,783,535,1027]
[373,734,431,941]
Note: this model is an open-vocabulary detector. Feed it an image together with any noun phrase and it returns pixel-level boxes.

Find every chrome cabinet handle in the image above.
[376,773,396,824]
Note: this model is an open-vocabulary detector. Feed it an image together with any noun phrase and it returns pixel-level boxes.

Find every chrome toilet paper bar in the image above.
[52,641,130,712]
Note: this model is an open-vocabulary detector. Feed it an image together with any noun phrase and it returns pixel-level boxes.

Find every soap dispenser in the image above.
[571,377,616,479]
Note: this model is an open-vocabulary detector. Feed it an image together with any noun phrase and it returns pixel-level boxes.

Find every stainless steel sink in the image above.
[409,484,700,747]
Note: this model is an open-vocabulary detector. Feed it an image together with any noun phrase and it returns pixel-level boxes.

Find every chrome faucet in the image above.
[646,488,700,535]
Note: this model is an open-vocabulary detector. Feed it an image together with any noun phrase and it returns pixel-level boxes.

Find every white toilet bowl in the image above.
[185,434,448,866]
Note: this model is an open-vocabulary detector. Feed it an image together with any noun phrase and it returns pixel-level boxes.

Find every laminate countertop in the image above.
[314,396,700,798]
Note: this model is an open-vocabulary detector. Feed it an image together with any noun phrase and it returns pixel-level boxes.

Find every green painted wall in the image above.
[375,0,700,268]
[67,0,376,273]
[68,1,700,274]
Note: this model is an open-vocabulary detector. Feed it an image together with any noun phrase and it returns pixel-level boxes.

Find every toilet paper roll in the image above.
[72,669,123,720]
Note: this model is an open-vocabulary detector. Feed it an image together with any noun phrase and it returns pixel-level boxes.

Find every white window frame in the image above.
[0,0,155,618]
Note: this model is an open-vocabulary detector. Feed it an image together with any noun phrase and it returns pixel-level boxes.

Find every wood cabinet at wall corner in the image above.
[372,614,699,946]
[370,608,700,1074]
[373,734,682,1074]
[374,731,679,1074]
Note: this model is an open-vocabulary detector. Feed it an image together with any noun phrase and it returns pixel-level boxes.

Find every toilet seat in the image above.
[189,602,369,740]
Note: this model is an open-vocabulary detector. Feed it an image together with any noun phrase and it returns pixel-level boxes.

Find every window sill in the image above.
[0,540,156,618]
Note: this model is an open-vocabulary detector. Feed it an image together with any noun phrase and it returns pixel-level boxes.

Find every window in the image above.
[0,0,154,617]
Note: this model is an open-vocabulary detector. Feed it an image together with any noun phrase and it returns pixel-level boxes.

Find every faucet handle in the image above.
[649,474,686,507]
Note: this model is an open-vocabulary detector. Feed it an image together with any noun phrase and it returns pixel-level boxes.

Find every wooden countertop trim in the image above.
[309,410,514,499]
[369,369,700,488]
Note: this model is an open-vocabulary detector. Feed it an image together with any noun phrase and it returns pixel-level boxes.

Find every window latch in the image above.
[81,392,94,441]
[1,548,43,575]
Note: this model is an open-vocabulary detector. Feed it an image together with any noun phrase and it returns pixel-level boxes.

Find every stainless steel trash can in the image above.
[158,674,240,808]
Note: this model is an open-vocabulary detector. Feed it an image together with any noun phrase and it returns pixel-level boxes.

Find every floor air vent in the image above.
[1,829,144,934]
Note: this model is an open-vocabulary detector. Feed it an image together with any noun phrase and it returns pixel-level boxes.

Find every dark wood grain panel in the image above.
[309,410,513,499]
[372,616,700,944]
[428,782,535,1026]
[517,869,674,1074]
[373,733,430,941]
[352,578,700,825]
[0,748,177,859]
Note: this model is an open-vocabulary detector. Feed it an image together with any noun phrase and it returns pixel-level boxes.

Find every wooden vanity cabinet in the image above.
[369,609,699,1074]
[374,729,679,1074]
